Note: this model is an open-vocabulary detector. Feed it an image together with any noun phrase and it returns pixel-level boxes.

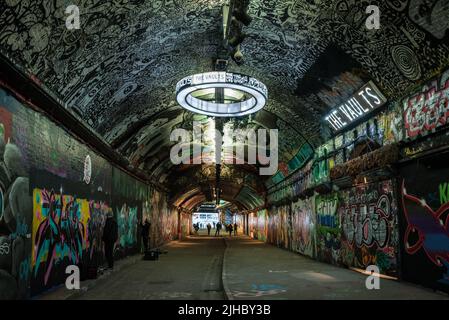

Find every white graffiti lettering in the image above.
[342,194,390,248]
[0,242,10,255]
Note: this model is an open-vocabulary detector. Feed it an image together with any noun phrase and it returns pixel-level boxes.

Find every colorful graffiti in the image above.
[399,156,449,293]
[402,182,449,267]
[256,210,267,241]
[116,203,138,249]
[150,190,177,248]
[87,201,108,262]
[403,68,449,139]
[339,181,399,276]
[267,206,290,249]
[0,106,32,299]
[291,197,315,258]
[31,188,110,294]
[315,193,341,265]
[32,189,88,286]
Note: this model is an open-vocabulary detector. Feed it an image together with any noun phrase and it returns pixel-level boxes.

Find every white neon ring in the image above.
[175,72,268,117]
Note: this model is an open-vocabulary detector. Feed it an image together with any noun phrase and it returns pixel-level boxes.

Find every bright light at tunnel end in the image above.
[175,71,268,117]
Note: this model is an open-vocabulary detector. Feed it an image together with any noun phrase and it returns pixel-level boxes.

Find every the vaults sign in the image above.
[325,81,387,132]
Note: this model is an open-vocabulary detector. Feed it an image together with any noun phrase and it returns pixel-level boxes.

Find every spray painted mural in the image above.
[150,190,177,248]
[315,193,341,265]
[267,206,290,250]
[113,201,139,259]
[180,212,191,239]
[291,197,316,258]
[339,181,399,276]
[256,210,267,242]
[403,68,449,139]
[0,106,32,299]
[0,88,176,298]
[31,188,110,295]
[399,156,449,293]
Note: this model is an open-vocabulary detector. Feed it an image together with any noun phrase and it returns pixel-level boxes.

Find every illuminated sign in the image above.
[175,71,268,117]
[325,81,387,132]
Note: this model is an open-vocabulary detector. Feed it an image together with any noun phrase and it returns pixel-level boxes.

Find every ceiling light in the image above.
[176,71,268,117]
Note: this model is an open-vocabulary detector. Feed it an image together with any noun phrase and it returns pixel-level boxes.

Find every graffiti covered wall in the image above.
[403,68,449,139]
[291,197,315,258]
[31,187,110,295]
[399,155,449,293]
[150,190,177,248]
[0,105,32,299]
[267,205,290,249]
[256,210,267,241]
[339,181,399,276]
[0,87,175,297]
[315,193,341,265]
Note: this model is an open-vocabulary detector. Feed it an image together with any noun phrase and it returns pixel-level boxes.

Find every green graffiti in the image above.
[440,182,448,205]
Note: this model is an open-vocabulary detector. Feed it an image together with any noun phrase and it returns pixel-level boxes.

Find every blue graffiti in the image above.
[19,257,31,281]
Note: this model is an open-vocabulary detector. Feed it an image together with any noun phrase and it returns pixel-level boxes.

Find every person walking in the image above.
[215,222,222,236]
[207,223,212,236]
[141,218,151,252]
[234,222,238,236]
[102,210,118,269]
[194,223,199,235]
[228,223,233,237]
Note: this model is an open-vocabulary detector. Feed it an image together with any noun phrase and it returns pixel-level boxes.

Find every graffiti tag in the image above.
[342,194,391,248]
[403,69,449,138]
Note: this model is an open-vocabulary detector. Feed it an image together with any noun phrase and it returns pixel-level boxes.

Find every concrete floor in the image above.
[77,235,226,300]
[38,234,449,300]
[224,237,449,300]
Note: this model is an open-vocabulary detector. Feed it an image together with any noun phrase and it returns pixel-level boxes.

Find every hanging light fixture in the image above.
[175,71,268,117]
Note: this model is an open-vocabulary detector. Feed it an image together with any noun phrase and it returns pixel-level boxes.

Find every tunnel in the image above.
[0,0,449,303]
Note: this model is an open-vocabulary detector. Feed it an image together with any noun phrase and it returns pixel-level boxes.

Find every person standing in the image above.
[215,222,222,236]
[141,218,151,252]
[207,223,212,236]
[228,224,233,237]
[102,210,118,269]
[234,222,238,236]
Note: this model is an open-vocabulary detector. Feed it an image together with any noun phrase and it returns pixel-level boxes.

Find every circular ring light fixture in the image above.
[176,72,268,117]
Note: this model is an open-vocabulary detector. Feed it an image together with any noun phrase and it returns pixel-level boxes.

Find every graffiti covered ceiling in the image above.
[1,0,449,209]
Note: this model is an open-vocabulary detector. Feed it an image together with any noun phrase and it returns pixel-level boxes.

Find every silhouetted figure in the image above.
[207,223,212,236]
[194,223,199,235]
[215,222,222,236]
[141,218,151,252]
[102,211,118,269]
[228,224,233,237]
[234,223,238,236]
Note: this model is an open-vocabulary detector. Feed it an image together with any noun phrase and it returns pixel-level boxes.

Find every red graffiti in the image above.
[401,181,449,267]
[403,70,449,138]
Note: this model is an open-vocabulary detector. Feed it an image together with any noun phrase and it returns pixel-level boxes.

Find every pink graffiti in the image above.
[404,70,449,138]
[401,181,449,267]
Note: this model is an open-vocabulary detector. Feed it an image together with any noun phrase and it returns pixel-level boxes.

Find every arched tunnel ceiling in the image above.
[1,0,449,210]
